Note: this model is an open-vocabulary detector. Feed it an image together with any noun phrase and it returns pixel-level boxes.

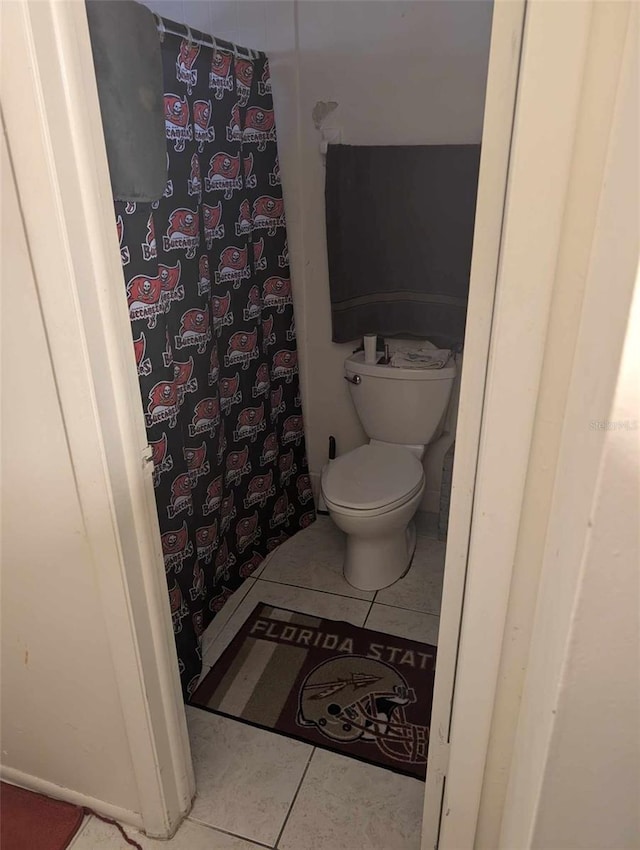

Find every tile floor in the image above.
[70,514,445,850]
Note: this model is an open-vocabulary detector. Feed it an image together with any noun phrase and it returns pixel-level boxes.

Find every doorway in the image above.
[0,0,528,846]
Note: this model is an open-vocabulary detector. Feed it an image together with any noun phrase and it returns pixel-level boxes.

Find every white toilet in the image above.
[321,351,456,591]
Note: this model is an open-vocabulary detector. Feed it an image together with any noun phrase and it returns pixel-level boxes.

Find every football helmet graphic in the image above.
[297,656,429,764]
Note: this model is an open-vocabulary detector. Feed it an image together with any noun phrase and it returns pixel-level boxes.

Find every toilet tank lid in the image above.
[345,351,457,380]
[322,443,424,511]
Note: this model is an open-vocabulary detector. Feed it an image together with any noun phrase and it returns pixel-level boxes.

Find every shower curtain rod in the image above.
[154,14,265,61]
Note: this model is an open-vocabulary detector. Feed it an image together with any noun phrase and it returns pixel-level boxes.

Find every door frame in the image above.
[424,0,630,847]
[498,7,639,842]
[421,1,527,843]
[2,0,619,844]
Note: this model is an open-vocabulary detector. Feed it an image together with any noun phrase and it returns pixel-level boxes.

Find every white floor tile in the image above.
[375,536,445,615]
[201,579,257,660]
[200,545,292,661]
[186,707,311,846]
[365,603,440,645]
[70,815,263,849]
[260,516,374,601]
[278,749,424,850]
[201,578,372,670]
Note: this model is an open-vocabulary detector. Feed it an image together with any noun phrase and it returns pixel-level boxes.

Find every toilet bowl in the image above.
[321,350,456,591]
[321,442,425,591]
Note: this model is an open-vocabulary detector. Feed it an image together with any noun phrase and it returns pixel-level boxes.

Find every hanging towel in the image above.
[390,347,452,370]
[325,144,481,346]
[86,0,167,201]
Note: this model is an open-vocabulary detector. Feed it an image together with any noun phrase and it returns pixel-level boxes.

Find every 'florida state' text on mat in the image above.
[191,602,437,780]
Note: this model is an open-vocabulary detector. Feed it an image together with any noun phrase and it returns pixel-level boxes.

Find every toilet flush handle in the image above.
[344,374,361,385]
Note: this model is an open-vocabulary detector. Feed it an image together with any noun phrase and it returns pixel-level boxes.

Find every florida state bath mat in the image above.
[190,602,437,779]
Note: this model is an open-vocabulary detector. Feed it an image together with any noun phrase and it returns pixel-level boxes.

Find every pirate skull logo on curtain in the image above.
[116,31,313,697]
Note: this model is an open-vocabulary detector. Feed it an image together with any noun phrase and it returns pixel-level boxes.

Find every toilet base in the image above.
[344,521,417,592]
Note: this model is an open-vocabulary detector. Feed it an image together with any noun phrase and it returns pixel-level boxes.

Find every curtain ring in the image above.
[154,14,166,42]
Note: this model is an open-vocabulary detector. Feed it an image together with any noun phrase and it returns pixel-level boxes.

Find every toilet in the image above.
[321,351,456,591]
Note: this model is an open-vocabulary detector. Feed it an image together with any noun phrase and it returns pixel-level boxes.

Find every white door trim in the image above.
[1,1,194,837]
[424,0,596,846]
[421,1,526,844]
[499,7,639,843]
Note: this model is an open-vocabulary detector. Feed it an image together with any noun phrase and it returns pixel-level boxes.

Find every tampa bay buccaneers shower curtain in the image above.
[115,31,314,697]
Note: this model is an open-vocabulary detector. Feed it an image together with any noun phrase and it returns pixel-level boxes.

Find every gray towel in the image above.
[325,145,481,346]
[86,0,167,201]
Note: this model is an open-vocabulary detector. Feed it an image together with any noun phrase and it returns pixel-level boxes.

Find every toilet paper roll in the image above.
[364,334,377,364]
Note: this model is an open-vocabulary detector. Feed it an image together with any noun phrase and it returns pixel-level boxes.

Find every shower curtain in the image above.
[115,31,314,697]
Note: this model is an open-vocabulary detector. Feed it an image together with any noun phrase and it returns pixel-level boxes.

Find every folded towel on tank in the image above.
[390,347,452,370]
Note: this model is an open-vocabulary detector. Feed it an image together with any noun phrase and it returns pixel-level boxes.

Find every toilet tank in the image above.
[344,351,456,445]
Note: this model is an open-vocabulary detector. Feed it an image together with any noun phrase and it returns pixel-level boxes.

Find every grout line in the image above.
[254,547,277,576]
[362,597,377,628]
[201,578,257,656]
[371,602,441,619]
[372,598,443,617]
[66,814,91,849]
[185,814,273,849]
[257,575,374,603]
[274,747,316,849]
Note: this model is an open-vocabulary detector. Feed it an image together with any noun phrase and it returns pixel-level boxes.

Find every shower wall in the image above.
[143,0,493,485]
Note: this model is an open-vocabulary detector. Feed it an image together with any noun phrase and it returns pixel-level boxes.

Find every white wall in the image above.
[0,135,141,818]
[142,0,493,480]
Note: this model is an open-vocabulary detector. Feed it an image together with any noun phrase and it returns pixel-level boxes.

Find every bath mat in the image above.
[0,782,84,850]
[191,603,437,780]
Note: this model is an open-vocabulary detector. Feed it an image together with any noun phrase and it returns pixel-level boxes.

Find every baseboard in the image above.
[0,764,144,831]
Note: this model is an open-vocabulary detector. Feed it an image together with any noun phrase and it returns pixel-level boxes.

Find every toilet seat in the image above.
[322,443,424,514]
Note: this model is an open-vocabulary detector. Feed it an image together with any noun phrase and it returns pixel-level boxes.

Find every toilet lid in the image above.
[322,444,424,511]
